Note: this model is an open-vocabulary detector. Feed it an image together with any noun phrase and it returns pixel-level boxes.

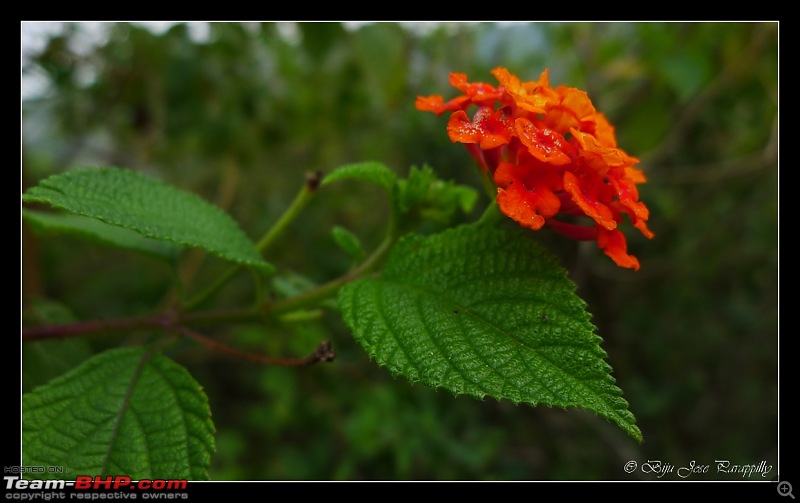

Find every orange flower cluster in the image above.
[416,67,653,270]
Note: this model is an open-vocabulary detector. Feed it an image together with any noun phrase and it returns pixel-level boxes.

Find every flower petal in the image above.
[446,107,513,150]
[562,171,617,230]
[597,227,641,271]
[572,129,639,173]
[492,67,556,115]
[515,117,575,166]
[450,72,505,106]
[494,161,561,230]
[415,94,471,115]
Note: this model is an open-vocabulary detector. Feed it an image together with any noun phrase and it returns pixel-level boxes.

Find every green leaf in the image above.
[321,161,398,193]
[397,165,478,223]
[22,167,272,272]
[23,209,181,261]
[23,339,94,394]
[331,225,365,260]
[22,347,216,480]
[22,299,93,393]
[338,222,642,442]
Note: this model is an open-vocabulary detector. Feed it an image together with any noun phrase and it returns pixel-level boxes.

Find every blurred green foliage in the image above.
[21,21,778,480]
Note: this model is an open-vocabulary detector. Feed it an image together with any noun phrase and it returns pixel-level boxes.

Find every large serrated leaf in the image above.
[22,347,216,480]
[22,167,272,272]
[22,209,181,261]
[338,222,642,442]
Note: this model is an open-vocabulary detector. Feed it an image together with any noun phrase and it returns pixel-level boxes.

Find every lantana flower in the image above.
[416,67,654,270]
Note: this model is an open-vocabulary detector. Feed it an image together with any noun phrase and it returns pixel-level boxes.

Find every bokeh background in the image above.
[21,21,778,481]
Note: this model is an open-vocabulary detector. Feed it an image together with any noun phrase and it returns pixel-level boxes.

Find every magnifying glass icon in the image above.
[778,481,795,499]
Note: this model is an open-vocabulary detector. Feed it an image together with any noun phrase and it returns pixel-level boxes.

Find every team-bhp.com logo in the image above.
[5,475,188,498]
[73,476,187,491]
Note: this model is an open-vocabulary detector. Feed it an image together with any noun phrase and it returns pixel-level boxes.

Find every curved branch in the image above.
[178,327,335,366]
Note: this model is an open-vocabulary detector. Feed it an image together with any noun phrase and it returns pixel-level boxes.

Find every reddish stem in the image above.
[178,327,335,366]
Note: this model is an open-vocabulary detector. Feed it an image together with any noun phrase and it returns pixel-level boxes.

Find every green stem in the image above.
[182,172,321,311]
[478,166,496,200]
[182,265,242,311]
[266,185,400,315]
[478,199,503,226]
[265,230,395,315]
[256,172,320,253]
